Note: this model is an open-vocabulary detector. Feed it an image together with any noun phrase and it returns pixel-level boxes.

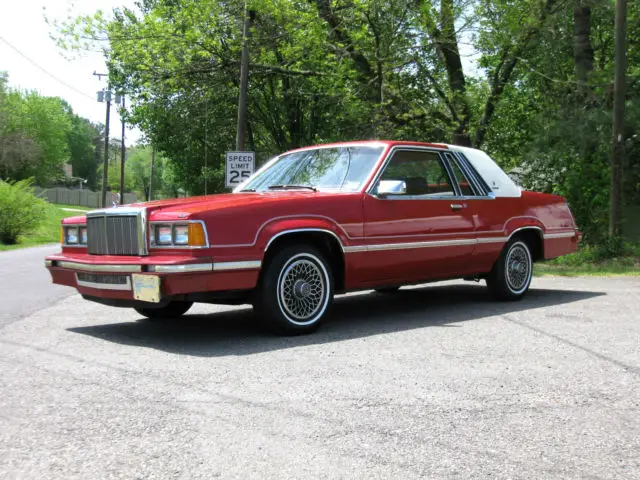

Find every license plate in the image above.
[131,274,161,303]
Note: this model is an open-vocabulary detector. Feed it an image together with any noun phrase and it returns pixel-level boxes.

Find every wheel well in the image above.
[261,231,346,292]
[511,228,544,262]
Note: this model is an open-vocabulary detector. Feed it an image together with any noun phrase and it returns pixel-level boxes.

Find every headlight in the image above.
[156,225,173,245]
[62,225,87,246]
[66,227,78,244]
[150,222,207,248]
[174,225,189,245]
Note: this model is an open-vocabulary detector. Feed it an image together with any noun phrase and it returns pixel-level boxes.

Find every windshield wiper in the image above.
[239,188,256,192]
[268,184,317,192]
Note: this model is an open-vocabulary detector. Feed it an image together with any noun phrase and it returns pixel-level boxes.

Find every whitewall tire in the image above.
[255,245,334,335]
[487,239,533,300]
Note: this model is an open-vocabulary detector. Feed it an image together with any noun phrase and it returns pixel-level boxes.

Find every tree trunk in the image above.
[573,5,594,84]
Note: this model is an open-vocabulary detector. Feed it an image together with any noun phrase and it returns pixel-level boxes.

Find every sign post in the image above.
[225,151,255,189]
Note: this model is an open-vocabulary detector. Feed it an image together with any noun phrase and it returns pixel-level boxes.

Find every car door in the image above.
[360,148,476,285]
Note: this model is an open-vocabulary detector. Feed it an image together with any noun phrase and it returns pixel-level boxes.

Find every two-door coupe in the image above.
[46,141,580,334]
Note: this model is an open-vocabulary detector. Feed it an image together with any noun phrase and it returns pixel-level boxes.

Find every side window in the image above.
[448,158,475,196]
[379,150,456,196]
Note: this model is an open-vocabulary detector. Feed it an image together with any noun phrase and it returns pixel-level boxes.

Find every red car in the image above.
[46,141,580,334]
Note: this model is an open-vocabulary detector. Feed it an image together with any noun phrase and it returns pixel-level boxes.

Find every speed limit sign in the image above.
[225,151,255,188]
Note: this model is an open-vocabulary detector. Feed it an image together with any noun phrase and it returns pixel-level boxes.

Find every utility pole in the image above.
[610,0,627,238]
[119,95,126,205]
[94,71,111,208]
[235,0,251,151]
[149,146,155,201]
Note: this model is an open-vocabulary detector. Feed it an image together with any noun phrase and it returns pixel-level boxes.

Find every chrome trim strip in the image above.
[139,207,149,256]
[75,274,132,291]
[213,260,262,271]
[544,232,576,239]
[57,261,142,273]
[343,245,369,253]
[149,263,213,273]
[149,220,210,249]
[265,229,345,252]
[346,238,477,253]
[507,226,544,242]
[87,207,146,217]
[477,237,509,244]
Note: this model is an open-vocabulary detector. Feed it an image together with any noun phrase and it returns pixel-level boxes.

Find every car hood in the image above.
[126,191,349,220]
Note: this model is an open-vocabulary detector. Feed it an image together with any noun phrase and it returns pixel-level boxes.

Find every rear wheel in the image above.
[135,301,193,319]
[487,239,533,300]
[255,245,333,335]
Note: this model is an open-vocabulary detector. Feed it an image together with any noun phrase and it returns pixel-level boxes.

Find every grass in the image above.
[534,243,640,277]
[52,204,93,212]
[0,203,81,251]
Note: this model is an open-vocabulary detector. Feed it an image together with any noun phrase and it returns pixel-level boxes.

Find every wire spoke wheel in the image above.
[278,256,327,325]
[505,243,532,293]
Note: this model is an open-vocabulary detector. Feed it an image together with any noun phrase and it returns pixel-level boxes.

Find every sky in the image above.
[0,0,142,143]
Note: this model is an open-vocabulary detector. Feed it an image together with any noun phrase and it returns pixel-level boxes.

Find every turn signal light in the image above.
[188,223,207,247]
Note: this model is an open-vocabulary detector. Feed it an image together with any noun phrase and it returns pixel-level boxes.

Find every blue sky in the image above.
[0,0,142,143]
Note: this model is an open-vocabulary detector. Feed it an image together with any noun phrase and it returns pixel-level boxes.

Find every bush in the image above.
[548,240,640,267]
[0,179,48,245]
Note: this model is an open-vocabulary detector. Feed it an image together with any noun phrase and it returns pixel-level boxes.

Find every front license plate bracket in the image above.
[132,274,161,303]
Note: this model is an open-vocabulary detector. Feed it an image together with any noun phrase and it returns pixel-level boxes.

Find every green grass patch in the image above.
[534,243,640,276]
[0,203,79,251]
[52,204,93,212]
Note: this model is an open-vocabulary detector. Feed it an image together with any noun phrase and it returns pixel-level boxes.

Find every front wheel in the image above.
[255,245,334,335]
[135,301,193,320]
[486,239,533,301]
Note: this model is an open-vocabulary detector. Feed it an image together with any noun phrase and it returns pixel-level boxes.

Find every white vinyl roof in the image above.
[447,145,522,198]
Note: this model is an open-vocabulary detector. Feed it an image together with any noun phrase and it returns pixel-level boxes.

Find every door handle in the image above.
[450,203,466,210]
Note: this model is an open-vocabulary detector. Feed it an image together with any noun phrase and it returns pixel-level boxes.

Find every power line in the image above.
[0,36,96,101]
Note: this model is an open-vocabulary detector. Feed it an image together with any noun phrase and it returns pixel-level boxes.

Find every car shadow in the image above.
[68,284,604,357]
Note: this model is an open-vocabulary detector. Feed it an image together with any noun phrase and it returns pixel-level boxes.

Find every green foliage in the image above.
[0,179,48,245]
[0,72,102,188]
[68,115,100,190]
[51,0,640,247]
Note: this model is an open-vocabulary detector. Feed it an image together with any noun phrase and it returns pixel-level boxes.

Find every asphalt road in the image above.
[0,245,72,328]
[0,247,639,479]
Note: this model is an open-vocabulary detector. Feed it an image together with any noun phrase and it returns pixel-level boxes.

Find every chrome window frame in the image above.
[366,146,462,200]
[148,220,210,249]
[452,151,493,197]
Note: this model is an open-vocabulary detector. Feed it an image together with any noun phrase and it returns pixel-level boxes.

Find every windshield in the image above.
[237,146,384,193]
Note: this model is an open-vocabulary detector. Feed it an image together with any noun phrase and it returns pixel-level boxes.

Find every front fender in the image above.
[256,216,349,255]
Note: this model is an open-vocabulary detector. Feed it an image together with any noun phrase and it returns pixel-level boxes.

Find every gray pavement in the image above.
[0,256,639,478]
[0,244,71,328]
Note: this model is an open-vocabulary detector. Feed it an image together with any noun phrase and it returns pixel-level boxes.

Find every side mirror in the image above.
[376,180,407,197]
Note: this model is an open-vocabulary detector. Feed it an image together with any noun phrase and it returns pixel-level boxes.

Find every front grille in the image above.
[76,272,131,290]
[77,273,129,285]
[87,214,140,255]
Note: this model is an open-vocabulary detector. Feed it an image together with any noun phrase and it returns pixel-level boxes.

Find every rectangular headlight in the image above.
[156,225,173,245]
[80,227,87,245]
[66,227,78,244]
[174,225,189,245]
